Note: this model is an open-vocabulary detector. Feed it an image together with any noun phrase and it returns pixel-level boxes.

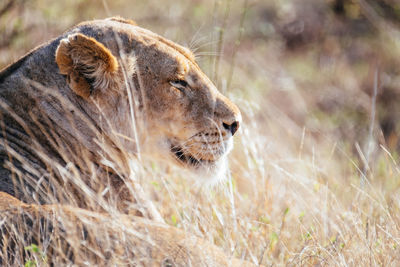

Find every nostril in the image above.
[222,121,240,136]
[231,121,239,135]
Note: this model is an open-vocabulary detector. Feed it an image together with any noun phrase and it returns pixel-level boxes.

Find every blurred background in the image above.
[3,0,400,154]
[2,0,400,265]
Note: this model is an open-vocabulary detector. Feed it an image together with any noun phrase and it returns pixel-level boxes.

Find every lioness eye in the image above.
[170,80,188,90]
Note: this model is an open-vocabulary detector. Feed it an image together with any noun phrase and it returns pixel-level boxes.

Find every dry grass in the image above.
[1,0,400,266]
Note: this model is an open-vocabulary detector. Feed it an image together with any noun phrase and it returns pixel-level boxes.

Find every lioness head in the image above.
[55,17,241,179]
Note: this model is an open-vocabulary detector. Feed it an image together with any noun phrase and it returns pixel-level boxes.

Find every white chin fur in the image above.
[191,156,229,186]
[178,138,233,186]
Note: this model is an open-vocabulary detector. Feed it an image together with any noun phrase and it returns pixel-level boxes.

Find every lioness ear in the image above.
[55,33,118,99]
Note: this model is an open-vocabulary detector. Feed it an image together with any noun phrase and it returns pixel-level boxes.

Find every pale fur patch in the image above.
[119,52,137,81]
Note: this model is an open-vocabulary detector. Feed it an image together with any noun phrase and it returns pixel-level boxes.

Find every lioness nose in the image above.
[223,121,240,136]
[214,93,241,136]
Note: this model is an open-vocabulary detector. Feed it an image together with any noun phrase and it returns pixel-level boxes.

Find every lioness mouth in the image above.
[170,145,213,168]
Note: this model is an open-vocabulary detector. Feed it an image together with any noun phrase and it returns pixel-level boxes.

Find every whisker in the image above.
[191,39,221,53]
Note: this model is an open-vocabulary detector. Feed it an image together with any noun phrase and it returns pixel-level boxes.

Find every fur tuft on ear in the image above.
[55,33,119,99]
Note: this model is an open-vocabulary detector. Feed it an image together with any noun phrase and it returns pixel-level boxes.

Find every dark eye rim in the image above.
[169,79,188,90]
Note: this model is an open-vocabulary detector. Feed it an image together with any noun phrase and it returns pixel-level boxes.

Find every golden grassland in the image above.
[2,0,400,265]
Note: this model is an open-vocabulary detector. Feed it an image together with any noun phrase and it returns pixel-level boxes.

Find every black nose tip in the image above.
[223,121,240,136]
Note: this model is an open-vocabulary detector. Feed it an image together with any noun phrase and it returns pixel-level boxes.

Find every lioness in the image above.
[0,17,247,266]
[0,17,241,206]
